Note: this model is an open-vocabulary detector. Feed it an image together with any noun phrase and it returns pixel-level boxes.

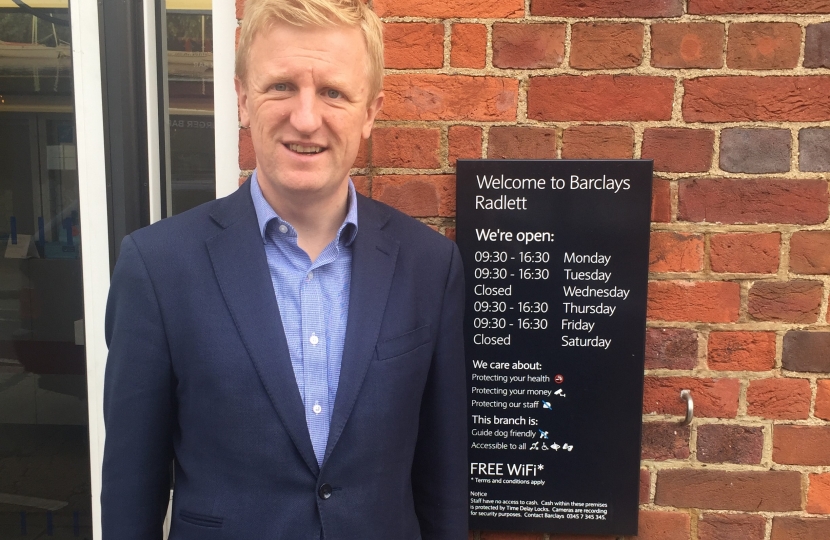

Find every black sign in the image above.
[456,160,652,536]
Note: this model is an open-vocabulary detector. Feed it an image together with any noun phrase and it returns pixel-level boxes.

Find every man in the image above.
[101,0,467,538]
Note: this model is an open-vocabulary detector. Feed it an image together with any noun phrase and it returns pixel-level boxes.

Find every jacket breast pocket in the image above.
[375,324,431,361]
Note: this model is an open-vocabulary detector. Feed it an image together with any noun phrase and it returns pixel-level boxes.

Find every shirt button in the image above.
[318,483,332,500]
[307,271,313,280]
[278,224,288,234]
[313,402,322,415]
[310,334,319,345]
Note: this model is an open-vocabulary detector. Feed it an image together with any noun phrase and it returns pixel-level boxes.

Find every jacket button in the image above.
[318,483,332,499]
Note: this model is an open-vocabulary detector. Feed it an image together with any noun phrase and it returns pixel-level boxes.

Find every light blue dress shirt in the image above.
[250,171,357,466]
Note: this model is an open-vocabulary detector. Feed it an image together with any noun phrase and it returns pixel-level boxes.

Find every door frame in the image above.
[68,0,109,537]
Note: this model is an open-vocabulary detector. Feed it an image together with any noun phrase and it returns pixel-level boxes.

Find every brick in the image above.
[444,227,456,242]
[719,128,791,174]
[747,378,812,419]
[697,424,764,464]
[690,0,830,14]
[774,425,830,465]
[817,380,830,421]
[645,327,698,370]
[655,469,801,511]
[561,125,634,159]
[727,23,802,70]
[641,422,690,460]
[492,23,566,69]
[809,474,830,514]
[641,469,651,503]
[383,23,444,69]
[771,517,830,540]
[451,24,487,69]
[381,75,518,122]
[487,127,558,160]
[353,138,368,169]
[569,23,644,69]
[677,178,829,225]
[651,177,672,223]
[698,513,766,540]
[683,76,830,122]
[351,176,369,197]
[748,280,823,323]
[635,510,691,540]
[528,76,674,122]
[643,377,740,418]
[782,331,830,373]
[374,0,523,18]
[642,128,715,173]
[799,127,830,172]
[710,233,780,274]
[448,126,482,166]
[372,175,455,217]
[372,127,441,169]
[648,281,741,323]
[791,231,830,274]
[649,232,704,273]
[707,331,776,371]
[651,23,725,68]
[239,128,255,170]
[805,23,830,68]
[532,0,683,17]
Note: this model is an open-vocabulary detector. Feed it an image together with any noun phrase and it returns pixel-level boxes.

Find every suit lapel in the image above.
[324,196,399,464]
[206,182,320,475]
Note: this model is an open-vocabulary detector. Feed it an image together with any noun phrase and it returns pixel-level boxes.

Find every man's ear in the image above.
[362,91,384,140]
[235,77,250,128]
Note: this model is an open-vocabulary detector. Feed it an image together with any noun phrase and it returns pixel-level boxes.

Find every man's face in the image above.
[236,23,383,205]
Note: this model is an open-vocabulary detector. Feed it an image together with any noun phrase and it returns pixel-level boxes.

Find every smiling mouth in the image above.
[286,143,324,155]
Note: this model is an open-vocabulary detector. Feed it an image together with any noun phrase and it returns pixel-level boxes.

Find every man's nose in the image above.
[289,89,323,133]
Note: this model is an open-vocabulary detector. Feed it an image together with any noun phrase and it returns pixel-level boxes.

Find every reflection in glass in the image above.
[0,3,91,538]
[165,1,215,215]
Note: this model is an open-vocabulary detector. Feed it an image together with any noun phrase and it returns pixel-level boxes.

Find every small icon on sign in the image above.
[541,442,549,451]
[563,443,574,452]
[551,442,561,451]
[554,374,564,384]
[553,389,566,397]
[530,442,540,450]
[538,429,549,439]
[541,400,553,410]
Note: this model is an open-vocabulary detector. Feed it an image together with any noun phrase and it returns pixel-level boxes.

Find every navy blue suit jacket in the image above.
[102,180,467,539]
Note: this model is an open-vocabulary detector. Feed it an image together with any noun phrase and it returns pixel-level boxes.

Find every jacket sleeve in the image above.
[101,235,174,539]
[412,242,469,539]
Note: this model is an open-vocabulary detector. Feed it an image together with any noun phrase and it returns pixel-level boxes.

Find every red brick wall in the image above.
[236,1,830,538]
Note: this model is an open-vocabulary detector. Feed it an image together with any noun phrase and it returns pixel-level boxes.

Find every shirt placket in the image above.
[301,266,329,465]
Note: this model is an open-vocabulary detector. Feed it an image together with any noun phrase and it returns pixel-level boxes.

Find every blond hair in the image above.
[236,0,384,99]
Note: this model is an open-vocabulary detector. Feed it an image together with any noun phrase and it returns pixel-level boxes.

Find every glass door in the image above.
[0,0,109,537]
[0,4,92,538]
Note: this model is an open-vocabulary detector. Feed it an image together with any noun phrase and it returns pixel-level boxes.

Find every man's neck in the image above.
[258,177,350,262]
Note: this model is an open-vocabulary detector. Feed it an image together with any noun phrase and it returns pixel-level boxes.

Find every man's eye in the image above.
[325,89,341,99]
[273,83,288,91]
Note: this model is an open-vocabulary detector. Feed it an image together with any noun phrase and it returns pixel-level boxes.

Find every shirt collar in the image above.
[250,169,359,247]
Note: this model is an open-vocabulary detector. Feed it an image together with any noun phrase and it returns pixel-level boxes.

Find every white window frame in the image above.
[213,0,241,197]
[68,1,110,538]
